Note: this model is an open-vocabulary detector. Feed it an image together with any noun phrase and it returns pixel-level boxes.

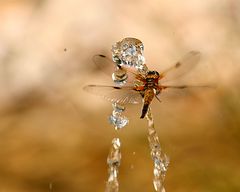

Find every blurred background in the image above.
[0,0,240,191]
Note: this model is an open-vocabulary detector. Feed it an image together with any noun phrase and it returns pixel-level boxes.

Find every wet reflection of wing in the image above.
[160,51,201,83]
[83,85,142,104]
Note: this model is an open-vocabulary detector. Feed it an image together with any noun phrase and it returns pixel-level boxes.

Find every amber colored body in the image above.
[134,71,163,118]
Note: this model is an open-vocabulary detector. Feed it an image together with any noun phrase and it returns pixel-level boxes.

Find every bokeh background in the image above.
[0,0,240,191]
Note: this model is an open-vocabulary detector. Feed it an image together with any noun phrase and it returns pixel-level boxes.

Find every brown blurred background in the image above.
[0,0,240,191]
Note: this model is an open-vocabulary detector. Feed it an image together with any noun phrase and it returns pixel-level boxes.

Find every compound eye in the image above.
[151,71,159,76]
[148,71,155,75]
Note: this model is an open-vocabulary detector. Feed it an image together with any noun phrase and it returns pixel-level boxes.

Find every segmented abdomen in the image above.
[140,89,155,118]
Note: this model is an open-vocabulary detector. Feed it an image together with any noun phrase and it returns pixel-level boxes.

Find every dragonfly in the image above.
[84,51,211,119]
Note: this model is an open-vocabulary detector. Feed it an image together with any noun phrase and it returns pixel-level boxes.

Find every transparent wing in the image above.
[158,84,215,101]
[93,54,115,76]
[83,85,143,104]
[162,84,214,89]
[93,54,138,84]
[160,51,201,83]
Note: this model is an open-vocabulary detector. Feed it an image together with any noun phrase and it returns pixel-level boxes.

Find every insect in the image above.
[84,51,211,119]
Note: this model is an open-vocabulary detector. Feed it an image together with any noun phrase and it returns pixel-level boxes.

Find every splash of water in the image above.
[105,138,121,192]
[106,37,169,191]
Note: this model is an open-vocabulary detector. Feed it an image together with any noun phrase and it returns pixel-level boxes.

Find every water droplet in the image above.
[123,45,137,56]
[153,179,162,191]
[154,168,160,177]
[112,103,125,113]
[111,37,146,69]
[112,68,128,85]
[112,138,121,149]
[109,114,129,130]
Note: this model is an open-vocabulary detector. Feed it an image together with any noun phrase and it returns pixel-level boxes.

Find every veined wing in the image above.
[160,51,201,83]
[83,84,143,104]
[93,54,138,84]
[161,84,214,89]
[158,84,215,101]
[93,54,115,75]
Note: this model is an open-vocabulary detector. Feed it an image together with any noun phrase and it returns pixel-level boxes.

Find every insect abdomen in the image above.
[140,89,154,119]
[140,103,149,118]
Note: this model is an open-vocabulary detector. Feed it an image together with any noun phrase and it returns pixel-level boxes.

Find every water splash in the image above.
[146,108,169,192]
[106,37,169,191]
[109,103,129,130]
[112,67,128,85]
[112,37,145,69]
[105,138,121,192]
[109,38,147,130]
